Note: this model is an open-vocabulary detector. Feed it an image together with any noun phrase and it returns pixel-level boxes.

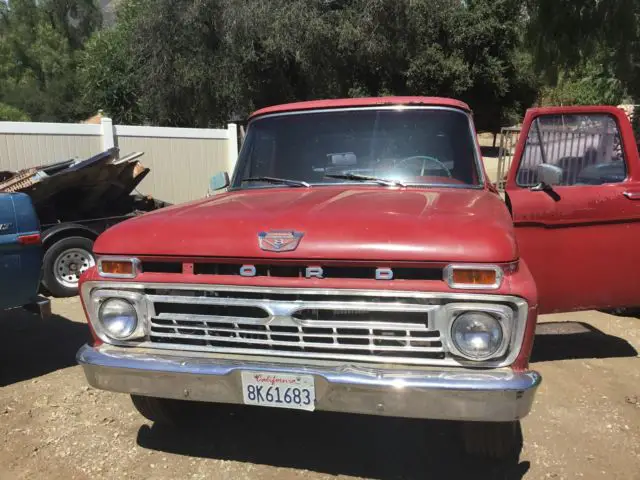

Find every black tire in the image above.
[42,236,95,298]
[130,395,198,426]
[460,421,523,460]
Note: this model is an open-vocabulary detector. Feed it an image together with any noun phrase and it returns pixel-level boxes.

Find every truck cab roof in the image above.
[250,97,472,119]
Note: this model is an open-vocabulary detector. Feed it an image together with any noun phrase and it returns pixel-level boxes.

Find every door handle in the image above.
[623,191,640,200]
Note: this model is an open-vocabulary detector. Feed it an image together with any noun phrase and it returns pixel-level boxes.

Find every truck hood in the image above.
[95,187,518,263]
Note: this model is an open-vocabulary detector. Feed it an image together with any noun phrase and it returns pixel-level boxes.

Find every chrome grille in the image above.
[144,288,445,365]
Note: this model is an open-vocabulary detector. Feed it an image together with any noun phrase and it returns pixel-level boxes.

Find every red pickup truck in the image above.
[76,97,638,460]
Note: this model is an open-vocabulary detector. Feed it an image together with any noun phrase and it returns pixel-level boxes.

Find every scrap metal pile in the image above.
[0,148,168,224]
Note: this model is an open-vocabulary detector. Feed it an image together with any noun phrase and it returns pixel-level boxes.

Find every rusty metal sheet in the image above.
[0,168,39,193]
[0,147,160,223]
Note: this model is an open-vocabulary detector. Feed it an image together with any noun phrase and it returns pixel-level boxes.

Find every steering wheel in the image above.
[395,155,452,178]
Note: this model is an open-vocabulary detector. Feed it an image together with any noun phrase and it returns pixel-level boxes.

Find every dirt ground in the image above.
[0,298,638,480]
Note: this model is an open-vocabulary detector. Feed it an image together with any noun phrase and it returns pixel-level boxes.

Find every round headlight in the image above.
[451,311,503,360]
[99,298,138,340]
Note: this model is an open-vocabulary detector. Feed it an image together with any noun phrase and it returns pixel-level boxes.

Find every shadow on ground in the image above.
[137,407,530,480]
[600,307,640,318]
[0,307,89,386]
[531,321,638,363]
[136,320,638,478]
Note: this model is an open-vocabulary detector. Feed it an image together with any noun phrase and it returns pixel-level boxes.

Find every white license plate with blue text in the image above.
[240,371,315,411]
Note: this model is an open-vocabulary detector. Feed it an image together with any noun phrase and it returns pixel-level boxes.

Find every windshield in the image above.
[232,107,482,189]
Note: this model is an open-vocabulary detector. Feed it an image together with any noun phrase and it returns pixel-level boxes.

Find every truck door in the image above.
[504,106,640,314]
[0,193,42,310]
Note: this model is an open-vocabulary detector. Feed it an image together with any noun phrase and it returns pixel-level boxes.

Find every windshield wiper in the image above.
[325,173,406,187]
[241,176,310,187]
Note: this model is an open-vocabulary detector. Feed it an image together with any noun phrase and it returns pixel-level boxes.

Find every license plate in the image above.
[240,371,315,411]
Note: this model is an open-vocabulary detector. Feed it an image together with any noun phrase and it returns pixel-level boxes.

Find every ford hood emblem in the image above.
[258,231,304,252]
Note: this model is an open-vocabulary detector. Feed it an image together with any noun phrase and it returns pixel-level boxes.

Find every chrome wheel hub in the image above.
[54,248,95,288]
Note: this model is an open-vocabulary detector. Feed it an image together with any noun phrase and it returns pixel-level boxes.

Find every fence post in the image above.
[226,123,238,173]
[100,116,115,151]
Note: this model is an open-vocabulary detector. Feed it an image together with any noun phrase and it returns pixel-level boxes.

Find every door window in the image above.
[516,113,627,186]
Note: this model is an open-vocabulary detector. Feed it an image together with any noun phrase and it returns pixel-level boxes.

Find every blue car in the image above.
[0,193,44,311]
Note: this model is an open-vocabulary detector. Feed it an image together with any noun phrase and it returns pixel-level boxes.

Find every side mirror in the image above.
[532,164,563,191]
[210,171,230,191]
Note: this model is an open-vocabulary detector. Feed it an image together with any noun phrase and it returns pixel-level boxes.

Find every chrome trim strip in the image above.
[154,311,431,331]
[81,281,529,368]
[623,191,640,200]
[125,341,443,365]
[83,281,522,301]
[77,344,541,422]
[148,330,443,352]
[147,294,438,313]
[149,321,441,342]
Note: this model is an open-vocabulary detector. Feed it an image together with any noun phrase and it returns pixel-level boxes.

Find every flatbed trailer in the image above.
[0,148,169,296]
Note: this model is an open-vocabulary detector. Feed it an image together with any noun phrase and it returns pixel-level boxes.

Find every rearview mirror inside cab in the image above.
[210,172,230,191]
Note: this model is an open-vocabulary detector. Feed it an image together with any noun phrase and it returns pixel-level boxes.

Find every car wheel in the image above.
[130,395,199,426]
[460,421,523,460]
[42,236,95,297]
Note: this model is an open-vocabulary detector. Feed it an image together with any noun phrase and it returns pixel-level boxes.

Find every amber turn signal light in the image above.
[452,269,497,285]
[444,265,503,289]
[98,257,139,278]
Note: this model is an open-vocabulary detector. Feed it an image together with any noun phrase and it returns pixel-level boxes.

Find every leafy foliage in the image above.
[0,0,101,121]
[3,0,637,131]
[525,0,639,98]
[78,0,537,131]
[0,102,30,121]
[539,63,629,106]
[78,26,142,124]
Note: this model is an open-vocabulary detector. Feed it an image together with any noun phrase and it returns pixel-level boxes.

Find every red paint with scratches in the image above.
[94,187,516,262]
[505,105,640,313]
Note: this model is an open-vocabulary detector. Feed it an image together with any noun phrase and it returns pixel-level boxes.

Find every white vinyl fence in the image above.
[0,117,238,204]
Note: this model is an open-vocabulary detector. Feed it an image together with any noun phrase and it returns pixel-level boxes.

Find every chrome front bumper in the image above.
[77,344,541,422]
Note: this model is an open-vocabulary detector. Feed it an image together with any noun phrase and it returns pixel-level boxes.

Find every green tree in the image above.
[0,102,30,121]
[526,0,639,101]
[539,61,629,106]
[81,0,232,126]
[80,0,536,130]
[0,0,101,121]
[78,26,143,124]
